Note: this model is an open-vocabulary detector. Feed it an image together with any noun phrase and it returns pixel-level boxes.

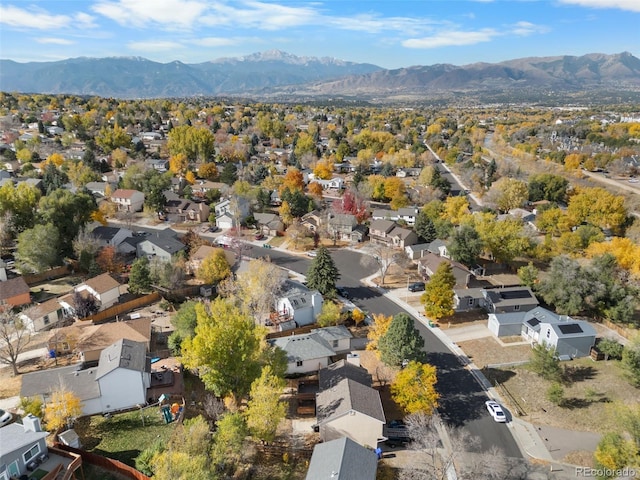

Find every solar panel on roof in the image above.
[499,290,532,300]
[558,324,583,335]
[526,318,540,327]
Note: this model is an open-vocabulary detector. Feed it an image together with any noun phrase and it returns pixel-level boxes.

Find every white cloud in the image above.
[0,5,76,29]
[127,40,185,52]
[559,0,640,12]
[93,0,209,29]
[509,21,550,36]
[200,1,319,30]
[403,29,498,49]
[191,37,239,47]
[35,37,75,45]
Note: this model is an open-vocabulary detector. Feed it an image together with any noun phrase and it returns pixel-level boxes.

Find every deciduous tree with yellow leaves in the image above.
[391,361,439,415]
[44,389,83,430]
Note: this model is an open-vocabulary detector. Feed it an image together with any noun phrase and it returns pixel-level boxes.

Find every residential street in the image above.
[246,244,523,458]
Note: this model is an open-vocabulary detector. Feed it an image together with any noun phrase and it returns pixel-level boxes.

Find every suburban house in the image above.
[254,212,284,236]
[275,281,323,327]
[520,307,597,358]
[191,180,229,198]
[214,197,250,223]
[164,194,211,223]
[0,414,82,480]
[270,332,336,375]
[136,235,186,262]
[315,378,385,448]
[369,219,418,249]
[311,176,344,190]
[312,325,353,354]
[21,339,151,416]
[91,226,133,252]
[47,317,152,362]
[395,206,420,225]
[110,189,145,212]
[483,286,539,314]
[75,273,122,310]
[187,245,235,275]
[418,253,471,289]
[327,214,358,242]
[215,212,234,230]
[319,359,373,391]
[0,276,31,308]
[20,297,66,332]
[405,243,431,260]
[301,210,324,233]
[453,287,486,312]
[305,437,378,480]
[85,181,116,197]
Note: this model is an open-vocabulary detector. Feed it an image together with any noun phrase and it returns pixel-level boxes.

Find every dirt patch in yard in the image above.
[482,358,637,435]
[457,336,532,368]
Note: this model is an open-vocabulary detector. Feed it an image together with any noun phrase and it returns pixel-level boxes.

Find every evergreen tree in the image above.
[128,257,151,294]
[306,246,340,299]
[378,313,425,367]
[448,224,483,266]
[415,210,437,243]
[220,162,238,186]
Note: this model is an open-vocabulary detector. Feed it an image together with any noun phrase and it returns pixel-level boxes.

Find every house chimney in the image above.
[346,352,361,367]
[23,413,42,432]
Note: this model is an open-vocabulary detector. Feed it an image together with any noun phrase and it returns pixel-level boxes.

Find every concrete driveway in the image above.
[444,323,493,344]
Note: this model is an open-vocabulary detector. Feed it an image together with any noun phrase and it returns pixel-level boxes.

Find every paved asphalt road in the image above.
[247,245,522,458]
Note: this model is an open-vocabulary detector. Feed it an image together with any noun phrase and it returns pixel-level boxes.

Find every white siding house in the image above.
[270,333,335,375]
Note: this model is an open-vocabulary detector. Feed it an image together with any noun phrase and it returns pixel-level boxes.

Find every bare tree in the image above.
[0,310,32,376]
[402,412,517,480]
[203,394,225,425]
[361,243,404,286]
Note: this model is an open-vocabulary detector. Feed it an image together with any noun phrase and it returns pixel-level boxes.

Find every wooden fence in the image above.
[83,292,162,324]
[266,324,318,340]
[602,319,636,341]
[54,444,151,480]
[23,265,72,285]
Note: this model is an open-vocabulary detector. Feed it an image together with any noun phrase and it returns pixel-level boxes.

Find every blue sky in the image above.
[1,0,639,69]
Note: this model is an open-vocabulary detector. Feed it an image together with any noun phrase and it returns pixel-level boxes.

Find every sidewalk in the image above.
[368,280,555,464]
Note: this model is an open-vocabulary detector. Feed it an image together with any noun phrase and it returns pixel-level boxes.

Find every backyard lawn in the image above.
[75,408,176,467]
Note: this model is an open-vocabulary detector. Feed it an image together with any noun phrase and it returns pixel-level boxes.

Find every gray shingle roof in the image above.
[316,378,385,424]
[312,325,353,343]
[305,437,378,480]
[139,236,186,255]
[0,422,49,458]
[20,364,101,401]
[95,339,149,379]
[270,333,335,363]
[319,360,373,390]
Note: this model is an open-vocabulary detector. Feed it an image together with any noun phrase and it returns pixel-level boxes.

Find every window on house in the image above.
[514,305,520,311]
[332,340,339,348]
[296,360,303,367]
[546,329,550,338]
[23,443,41,463]
[43,315,50,325]
[468,298,474,306]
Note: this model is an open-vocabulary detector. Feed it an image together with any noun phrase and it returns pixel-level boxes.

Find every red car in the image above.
[254,233,265,240]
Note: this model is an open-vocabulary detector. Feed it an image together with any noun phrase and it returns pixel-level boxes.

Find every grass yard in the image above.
[75,408,176,467]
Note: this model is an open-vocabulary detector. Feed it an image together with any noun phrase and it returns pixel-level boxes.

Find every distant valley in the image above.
[1,50,639,104]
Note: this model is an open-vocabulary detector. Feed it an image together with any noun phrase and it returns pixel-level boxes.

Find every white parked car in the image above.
[0,409,13,428]
[306,250,317,257]
[485,400,507,423]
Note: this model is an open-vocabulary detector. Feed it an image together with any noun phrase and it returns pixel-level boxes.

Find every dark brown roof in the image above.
[0,277,30,302]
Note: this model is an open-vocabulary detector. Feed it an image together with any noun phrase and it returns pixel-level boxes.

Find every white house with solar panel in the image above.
[520,307,597,359]
[488,306,597,359]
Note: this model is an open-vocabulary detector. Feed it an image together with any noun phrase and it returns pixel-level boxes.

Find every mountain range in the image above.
[1,50,639,103]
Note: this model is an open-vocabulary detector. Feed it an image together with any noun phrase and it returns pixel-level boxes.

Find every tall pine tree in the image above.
[306,246,340,299]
